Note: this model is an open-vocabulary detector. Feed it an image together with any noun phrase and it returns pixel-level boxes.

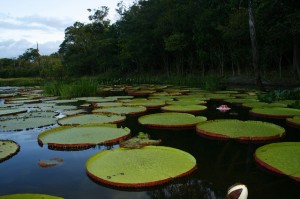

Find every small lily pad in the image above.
[38,124,130,150]
[196,119,285,143]
[138,112,207,130]
[255,142,300,182]
[124,99,165,109]
[38,157,64,168]
[58,113,126,126]
[0,140,20,162]
[86,146,197,187]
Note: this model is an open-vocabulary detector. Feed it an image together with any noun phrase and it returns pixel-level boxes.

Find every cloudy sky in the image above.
[0,0,134,58]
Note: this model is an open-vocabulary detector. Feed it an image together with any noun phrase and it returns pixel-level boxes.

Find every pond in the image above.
[0,86,300,199]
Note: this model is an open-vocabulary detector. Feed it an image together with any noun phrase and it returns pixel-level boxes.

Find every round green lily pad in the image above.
[0,193,63,199]
[161,105,207,114]
[0,140,20,162]
[255,142,300,182]
[124,99,165,109]
[38,124,130,150]
[250,107,300,119]
[0,108,27,116]
[165,99,206,105]
[58,113,126,126]
[286,116,300,129]
[138,113,207,130]
[93,106,147,116]
[86,146,197,187]
[242,102,287,109]
[0,112,58,131]
[196,119,285,143]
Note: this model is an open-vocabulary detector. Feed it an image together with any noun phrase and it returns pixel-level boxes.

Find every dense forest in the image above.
[0,0,299,86]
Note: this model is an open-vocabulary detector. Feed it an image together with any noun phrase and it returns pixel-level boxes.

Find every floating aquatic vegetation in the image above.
[120,132,161,148]
[138,112,207,130]
[286,116,300,129]
[93,106,147,116]
[255,142,300,182]
[250,107,300,119]
[38,124,130,150]
[38,157,64,168]
[196,119,285,143]
[86,146,197,188]
[165,99,207,105]
[242,102,287,109]
[0,108,27,116]
[161,104,207,114]
[0,112,58,131]
[58,113,126,126]
[124,99,166,109]
[0,140,20,163]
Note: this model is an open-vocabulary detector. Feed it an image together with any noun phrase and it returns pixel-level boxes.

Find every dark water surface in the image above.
[1,100,300,199]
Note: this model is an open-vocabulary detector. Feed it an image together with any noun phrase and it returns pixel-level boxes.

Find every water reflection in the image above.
[147,178,223,199]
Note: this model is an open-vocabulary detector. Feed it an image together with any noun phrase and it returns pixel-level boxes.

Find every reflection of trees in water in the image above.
[147,178,223,199]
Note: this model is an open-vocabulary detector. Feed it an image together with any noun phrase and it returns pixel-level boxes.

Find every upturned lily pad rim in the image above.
[196,119,285,143]
[38,124,130,150]
[138,112,207,130]
[86,146,197,188]
[286,116,300,129]
[254,142,300,182]
[0,140,20,163]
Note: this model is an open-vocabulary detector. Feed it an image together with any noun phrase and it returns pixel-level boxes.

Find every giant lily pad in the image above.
[0,140,20,162]
[254,142,300,182]
[165,99,206,105]
[138,112,207,130]
[38,124,130,150]
[196,119,285,143]
[161,105,207,114]
[86,146,197,187]
[242,102,287,109]
[58,113,126,126]
[0,112,58,131]
[0,108,27,116]
[124,99,165,109]
[250,107,300,119]
[93,106,147,116]
[0,193,63,199]
[286,116,300,129]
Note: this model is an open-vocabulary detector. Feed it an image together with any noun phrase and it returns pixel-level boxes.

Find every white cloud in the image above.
[0,0,135,59]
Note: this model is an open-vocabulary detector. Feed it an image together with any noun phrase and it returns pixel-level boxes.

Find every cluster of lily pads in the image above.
[1,84,300,197]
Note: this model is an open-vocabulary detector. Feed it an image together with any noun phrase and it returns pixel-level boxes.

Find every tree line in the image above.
[1,0,299,85]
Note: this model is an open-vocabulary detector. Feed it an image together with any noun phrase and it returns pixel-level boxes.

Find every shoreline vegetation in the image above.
[0,0,299,92]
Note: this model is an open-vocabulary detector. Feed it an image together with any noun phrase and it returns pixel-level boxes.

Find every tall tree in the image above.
[248,0,263,89]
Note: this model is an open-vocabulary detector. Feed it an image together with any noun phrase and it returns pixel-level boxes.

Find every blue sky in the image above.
[0,0,134,58]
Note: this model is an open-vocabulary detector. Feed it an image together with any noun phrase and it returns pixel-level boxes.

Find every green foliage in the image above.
[258,88,300,103]
[43,79,98,98]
